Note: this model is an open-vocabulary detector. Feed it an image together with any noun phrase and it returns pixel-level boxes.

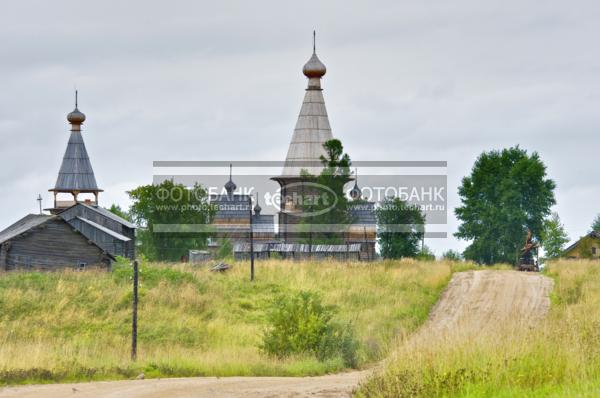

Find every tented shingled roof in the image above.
[53,131,100,192]
[277,51,333,178]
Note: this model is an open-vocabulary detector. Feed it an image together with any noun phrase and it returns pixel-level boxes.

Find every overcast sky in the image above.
[1,0,599,255]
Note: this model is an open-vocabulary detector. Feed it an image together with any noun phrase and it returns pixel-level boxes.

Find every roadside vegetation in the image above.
[0,258,470,385]
[357,259,600,397]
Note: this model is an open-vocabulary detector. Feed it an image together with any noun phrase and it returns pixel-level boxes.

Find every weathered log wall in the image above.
[5,218,109,270]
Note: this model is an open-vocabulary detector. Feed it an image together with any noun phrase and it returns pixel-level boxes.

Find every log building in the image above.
[0,96,135,270]
[271,38,377,259]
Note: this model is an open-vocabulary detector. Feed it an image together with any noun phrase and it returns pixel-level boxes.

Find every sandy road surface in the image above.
[0,270,553,398]
[425,270,553,336]
[0,372,370,398]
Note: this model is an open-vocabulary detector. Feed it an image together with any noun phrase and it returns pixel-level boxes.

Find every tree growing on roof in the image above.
[455,147,556,265]
[591,214,600,232]
[128,180,214,261]
[107,204,131,222]
[299,139,354,244]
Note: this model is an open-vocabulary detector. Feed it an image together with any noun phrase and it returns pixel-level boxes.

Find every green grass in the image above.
[356,260,600,397]
[0,258,467,385]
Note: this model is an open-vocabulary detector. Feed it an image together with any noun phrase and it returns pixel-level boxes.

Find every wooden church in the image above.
[0,96,135,271]
[213,38,376,261]
[270,38,377,260]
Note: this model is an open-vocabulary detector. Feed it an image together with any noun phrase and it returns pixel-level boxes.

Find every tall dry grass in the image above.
[0,258,464,384]
[357,260,600,397]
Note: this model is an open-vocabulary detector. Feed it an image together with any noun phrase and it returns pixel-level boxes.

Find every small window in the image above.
[592,247,597,256]
[78,262,87,271]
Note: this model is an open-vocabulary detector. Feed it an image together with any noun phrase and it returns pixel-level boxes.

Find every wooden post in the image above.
[131,260,138,361]
[309,230,313,259]
[363,226,370,261]
[249,197,255,282]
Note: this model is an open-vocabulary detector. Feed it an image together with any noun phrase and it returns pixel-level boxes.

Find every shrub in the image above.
[260,290,358,367]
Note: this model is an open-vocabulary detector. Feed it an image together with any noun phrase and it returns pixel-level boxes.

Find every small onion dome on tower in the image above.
[253,193,262,215]
[225,164,237,195]
[67,91,86,131]
[302,53,326,78]
[350,181,362,200]
[303,31,326,90]
[349,169,362,200]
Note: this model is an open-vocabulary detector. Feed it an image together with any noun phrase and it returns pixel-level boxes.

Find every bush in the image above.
[260,291,359,367]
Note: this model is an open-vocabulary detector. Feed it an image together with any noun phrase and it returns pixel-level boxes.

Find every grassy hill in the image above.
[0,259,470,385]
[357,260,600,397]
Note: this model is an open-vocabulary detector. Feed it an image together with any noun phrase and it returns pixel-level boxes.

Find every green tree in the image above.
[455,147,555,265]
[376,197,425,259]
[541,212,569,259]
[591,214,600,232]
[106,204,131,222]
[128,180,214,261]
[442,250,462,261]
[300,139,354,244]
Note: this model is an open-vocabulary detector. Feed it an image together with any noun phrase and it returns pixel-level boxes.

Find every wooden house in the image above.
[563,231,600,259]
[0,214,113,270]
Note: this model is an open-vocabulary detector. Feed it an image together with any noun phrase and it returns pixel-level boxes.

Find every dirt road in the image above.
[0,270,553,398]
[425,270,553,336]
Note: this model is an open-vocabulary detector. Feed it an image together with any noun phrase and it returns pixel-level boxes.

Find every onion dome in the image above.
[225,164,237,195]
[225,179,236,194]
[303,31,326,81]
[303,53,326,78]
[67,91,86,131]
[350,181,362,200]
[253,192,262,215]
[350,169,362,200]
[253,201,262,216]
[67,108,86,125]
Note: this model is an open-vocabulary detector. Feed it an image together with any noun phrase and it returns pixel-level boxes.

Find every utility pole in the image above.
[249,197,255,281]
[131,260,138,361]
